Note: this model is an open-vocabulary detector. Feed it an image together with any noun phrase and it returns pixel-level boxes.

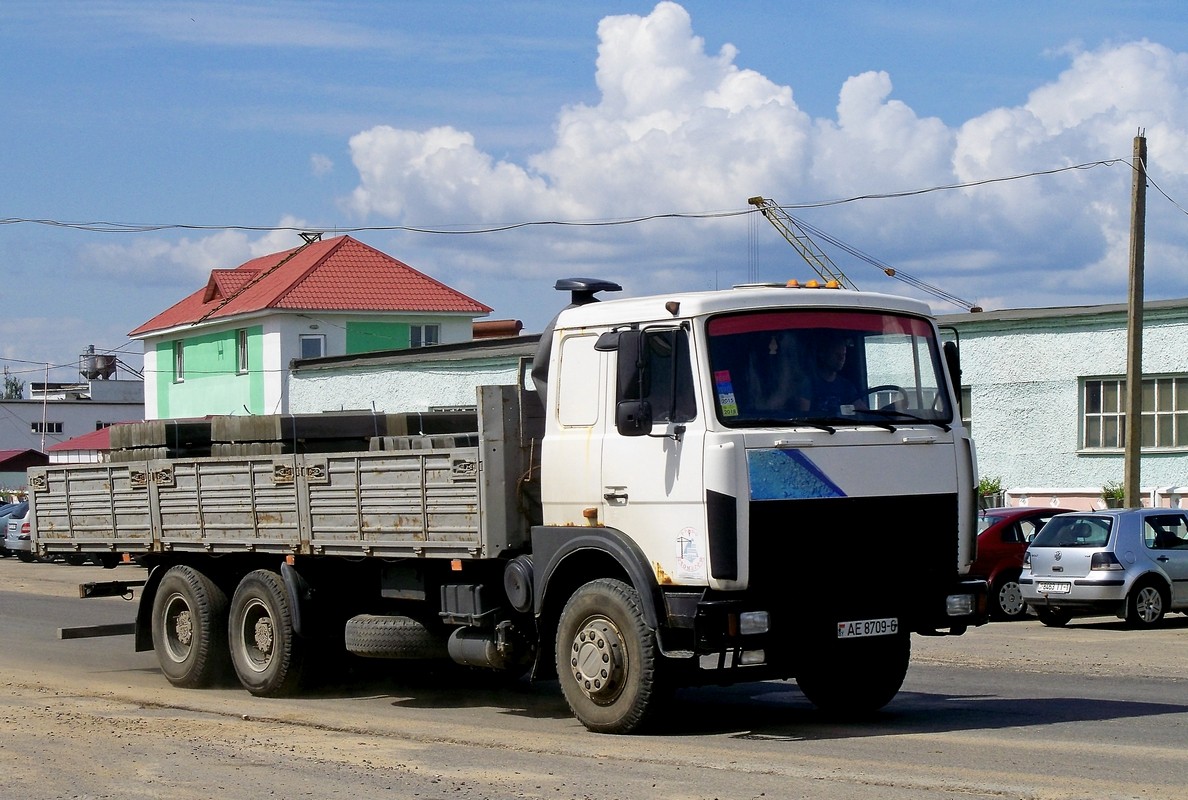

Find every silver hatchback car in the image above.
[1021,508,1188,628]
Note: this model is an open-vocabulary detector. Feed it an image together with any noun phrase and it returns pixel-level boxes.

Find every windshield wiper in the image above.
[861,408,951,432]
[744,417,837,434]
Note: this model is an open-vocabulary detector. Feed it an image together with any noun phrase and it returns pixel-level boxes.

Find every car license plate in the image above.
[837,617,898,639]
[1038,581,1070,594]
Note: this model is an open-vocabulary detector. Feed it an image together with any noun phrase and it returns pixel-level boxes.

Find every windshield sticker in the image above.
[747,449,845,500]
[715,370,739,417]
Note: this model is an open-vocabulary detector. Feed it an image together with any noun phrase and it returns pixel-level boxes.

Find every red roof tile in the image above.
[47,426,116,452]
[130,236,492,337]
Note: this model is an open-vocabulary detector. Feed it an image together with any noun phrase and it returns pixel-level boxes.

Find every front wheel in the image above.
[228,570,304,696]
[991,574,1028,620]
[555,578,661,734]
[796,631,910,716]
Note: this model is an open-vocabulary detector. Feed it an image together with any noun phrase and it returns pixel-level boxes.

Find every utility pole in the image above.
[1124,131,1147,507]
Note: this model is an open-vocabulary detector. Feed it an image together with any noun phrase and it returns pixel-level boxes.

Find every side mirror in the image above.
[616,400,653,437]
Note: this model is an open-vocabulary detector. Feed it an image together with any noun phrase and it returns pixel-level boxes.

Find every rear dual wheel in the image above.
[228,569,305,696]
[151,565,231,688]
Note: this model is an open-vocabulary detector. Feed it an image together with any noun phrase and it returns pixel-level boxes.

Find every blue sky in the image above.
[4,1,1188,385]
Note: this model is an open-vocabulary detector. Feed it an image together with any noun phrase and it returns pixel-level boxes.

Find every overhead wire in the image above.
[0,158,1143,236]
[2,155,1179,367]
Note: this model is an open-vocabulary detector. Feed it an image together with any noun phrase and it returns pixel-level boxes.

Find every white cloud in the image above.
[310,153,334,177]
[169,4,1188,315]
[81,215,313,286]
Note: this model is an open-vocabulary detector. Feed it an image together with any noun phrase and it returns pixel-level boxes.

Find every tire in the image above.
[228,570,304,696]
[150,565,230,688]
[796,630,910,716]
[555,578,660,734]
[1126,579,1167,628]
[344,615,449,659]
[991,573,1028,621]
[1035,606,1072,627]
[16,552,35,563]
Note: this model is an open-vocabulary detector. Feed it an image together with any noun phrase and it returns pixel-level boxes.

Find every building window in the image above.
[410,324,440,348]
[1083,375,1188,450]
[300,334,325,360]
[173,340,185,382]
[95,421,113,431]
[31,421,63,435]
[237,329,249,374]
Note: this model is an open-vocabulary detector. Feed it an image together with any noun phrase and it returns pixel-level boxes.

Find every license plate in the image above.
[1038,581,1070,594]
[837,617,898,639]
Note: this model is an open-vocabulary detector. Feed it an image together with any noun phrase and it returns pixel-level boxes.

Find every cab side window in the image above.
[636,328,697,423]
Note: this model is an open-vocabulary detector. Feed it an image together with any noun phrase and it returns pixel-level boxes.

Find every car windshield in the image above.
[1031,515,1112,548]
[706,308,952,428]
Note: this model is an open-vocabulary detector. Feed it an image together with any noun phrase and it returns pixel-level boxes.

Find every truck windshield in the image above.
[706,309,953,428]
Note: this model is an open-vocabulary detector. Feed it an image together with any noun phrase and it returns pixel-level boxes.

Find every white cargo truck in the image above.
[30,279,986,734]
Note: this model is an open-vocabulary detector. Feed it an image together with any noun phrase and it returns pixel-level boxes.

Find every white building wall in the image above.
[946,307,1188,510]
[0,398,144,453]
[142,347,159,419]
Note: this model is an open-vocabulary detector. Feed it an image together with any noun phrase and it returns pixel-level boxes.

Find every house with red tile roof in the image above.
[129,235,492,419]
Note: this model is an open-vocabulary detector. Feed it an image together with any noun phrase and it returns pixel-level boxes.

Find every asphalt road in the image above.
[2,558,1188,800]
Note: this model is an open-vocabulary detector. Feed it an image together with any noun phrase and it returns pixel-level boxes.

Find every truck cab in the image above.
[531,280,985,730]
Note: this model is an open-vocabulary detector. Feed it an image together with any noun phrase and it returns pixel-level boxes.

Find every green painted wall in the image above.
[156,326,264,418]
[346,321,409,354]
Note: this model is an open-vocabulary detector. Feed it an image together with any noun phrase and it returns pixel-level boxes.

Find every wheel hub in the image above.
[1137,587,1162,622]
[998,582,1024,616]
[174,610,193,646]
[253,618,274,654]
[569,618,626,705]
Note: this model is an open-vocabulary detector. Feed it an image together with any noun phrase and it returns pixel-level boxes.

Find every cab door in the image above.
[600,326,709,585]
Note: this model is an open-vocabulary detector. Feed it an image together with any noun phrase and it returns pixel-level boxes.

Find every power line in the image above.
[0,158,1142,236]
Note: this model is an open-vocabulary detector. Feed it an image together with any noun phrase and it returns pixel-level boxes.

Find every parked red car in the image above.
[974,507,1062,620]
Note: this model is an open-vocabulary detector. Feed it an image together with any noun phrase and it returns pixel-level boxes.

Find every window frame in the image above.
[1081,374,1188,451]
[236,329,249,374]
[299,334,326,360]
[410,324,441,348]
[173,340,185,383]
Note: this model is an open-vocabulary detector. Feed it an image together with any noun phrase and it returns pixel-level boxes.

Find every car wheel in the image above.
[228,570,304,696]
[1035,606,1072,627]
[797,630,911,716]
[151,565,231,688]
[1126,579,1167,628]
[991,574,1028,620]
[556,578,661,734]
